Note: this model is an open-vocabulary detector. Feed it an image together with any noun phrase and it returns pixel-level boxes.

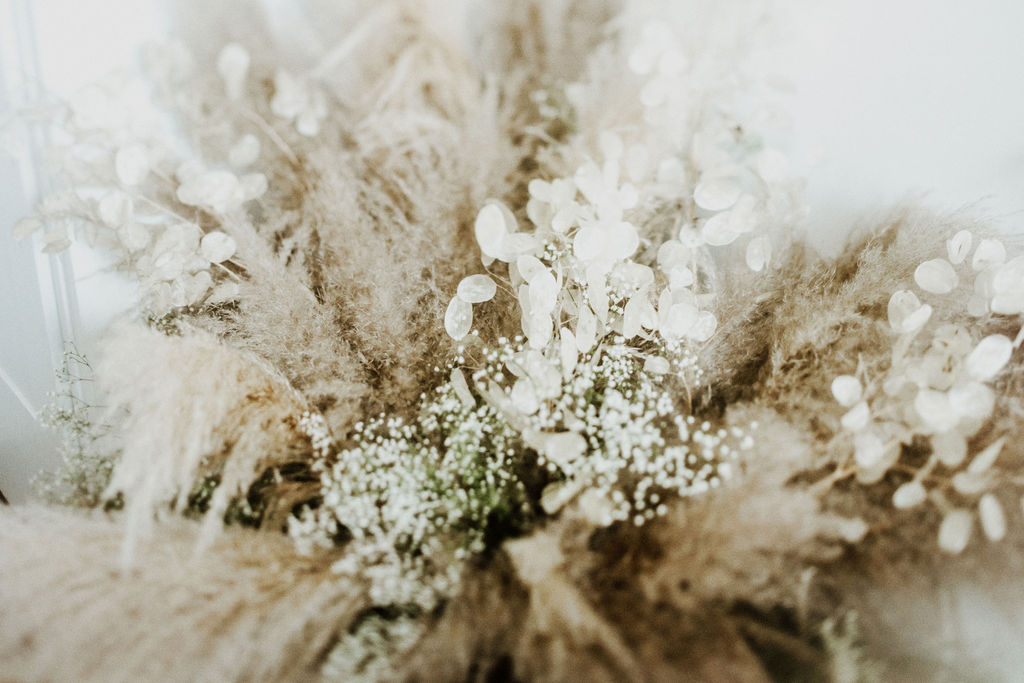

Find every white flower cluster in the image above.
[14,161,249,314]
[445,18,808,384]
[448,137,721,353]
[9,40,336,315]
[832,229,1023,553]
[13,196,197,318]
[270,69,328,137]
[320,610,424,683]
[217,41,328,137]
[294,329,752,606]
[623,20,804,269]
[487,338,752,527]
[292,372,525,605]
[297,410,333,459]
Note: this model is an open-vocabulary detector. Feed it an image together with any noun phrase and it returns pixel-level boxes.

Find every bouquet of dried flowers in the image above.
[3,1,1023,680]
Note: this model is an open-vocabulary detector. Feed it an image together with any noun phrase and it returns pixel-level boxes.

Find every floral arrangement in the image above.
[3,1,1023,680]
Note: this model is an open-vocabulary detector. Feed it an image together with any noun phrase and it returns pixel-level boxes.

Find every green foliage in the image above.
[33,347,120,508]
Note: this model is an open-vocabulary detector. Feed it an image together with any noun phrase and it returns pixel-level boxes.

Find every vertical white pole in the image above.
[6,0,81,370]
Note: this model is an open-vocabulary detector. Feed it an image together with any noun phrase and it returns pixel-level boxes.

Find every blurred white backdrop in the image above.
[773,0,1024,253]
[1,0,1023,500]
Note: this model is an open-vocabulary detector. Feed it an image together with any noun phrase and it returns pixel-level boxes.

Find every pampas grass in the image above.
[96,322,311,560]
[0,505,365,682]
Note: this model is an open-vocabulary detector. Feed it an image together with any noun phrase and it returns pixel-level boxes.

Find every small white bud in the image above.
[938,509,973,554]
[978,493,1006,541]
[831,375,862,407]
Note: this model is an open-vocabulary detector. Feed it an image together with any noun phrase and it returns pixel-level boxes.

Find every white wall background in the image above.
[1,0,1023,500]
[773,0,1024,253]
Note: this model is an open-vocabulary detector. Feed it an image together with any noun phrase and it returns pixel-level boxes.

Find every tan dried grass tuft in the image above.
[0,505,364,682]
